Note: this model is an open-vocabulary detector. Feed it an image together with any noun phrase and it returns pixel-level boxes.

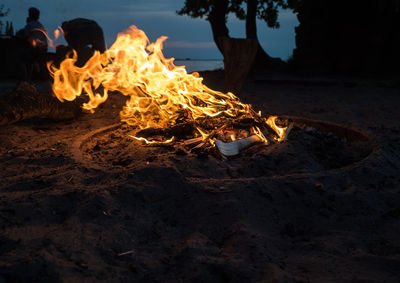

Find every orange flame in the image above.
[266,116,288,142]
[48,26,288,143]
[54,29,60,40]
[34,27,63,49]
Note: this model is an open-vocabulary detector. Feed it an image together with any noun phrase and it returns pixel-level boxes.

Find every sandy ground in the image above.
[0,71,399,282]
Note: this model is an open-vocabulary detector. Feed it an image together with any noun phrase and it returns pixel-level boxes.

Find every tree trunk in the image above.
[246,0,258,39]
[220,37,258,94]
[208,0,230,53]
[246,0,285,70]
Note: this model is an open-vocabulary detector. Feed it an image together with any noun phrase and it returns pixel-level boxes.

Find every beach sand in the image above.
[0,71,399,282]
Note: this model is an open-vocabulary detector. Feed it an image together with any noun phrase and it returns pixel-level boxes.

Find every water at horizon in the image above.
[174,59,223,73]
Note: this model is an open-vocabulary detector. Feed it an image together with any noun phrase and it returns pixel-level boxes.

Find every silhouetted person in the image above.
[16,7,48,81]
[60,18,106,66]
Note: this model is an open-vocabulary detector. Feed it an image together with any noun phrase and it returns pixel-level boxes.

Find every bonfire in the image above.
[48,26,289,157]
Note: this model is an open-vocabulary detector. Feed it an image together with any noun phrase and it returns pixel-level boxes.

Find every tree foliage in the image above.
[177,0,300,29]
[0,4,9,18]
[0,4,9,31]
[178,0,301,67]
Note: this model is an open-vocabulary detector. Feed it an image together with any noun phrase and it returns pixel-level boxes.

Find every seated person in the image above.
[24,7,48,51]
[16,7,48,81]
[60,18,106,66]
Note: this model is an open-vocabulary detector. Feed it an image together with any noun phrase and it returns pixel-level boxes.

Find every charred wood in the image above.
[136,122,196,140]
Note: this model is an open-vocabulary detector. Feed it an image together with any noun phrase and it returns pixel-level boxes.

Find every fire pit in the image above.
[71,116,375,180]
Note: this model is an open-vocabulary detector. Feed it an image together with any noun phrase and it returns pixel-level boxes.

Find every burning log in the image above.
[0,82,81,126]
[136,122,196,140]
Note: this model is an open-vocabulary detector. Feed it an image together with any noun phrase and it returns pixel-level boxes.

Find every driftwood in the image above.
[0,82,81,126]
[215,135,262,156]
[218,37,258,94]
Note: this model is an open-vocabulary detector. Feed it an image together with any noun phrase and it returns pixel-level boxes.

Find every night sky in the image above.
[2,0,298,60]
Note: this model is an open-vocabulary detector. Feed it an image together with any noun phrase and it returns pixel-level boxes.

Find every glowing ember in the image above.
[48,26,288,149]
